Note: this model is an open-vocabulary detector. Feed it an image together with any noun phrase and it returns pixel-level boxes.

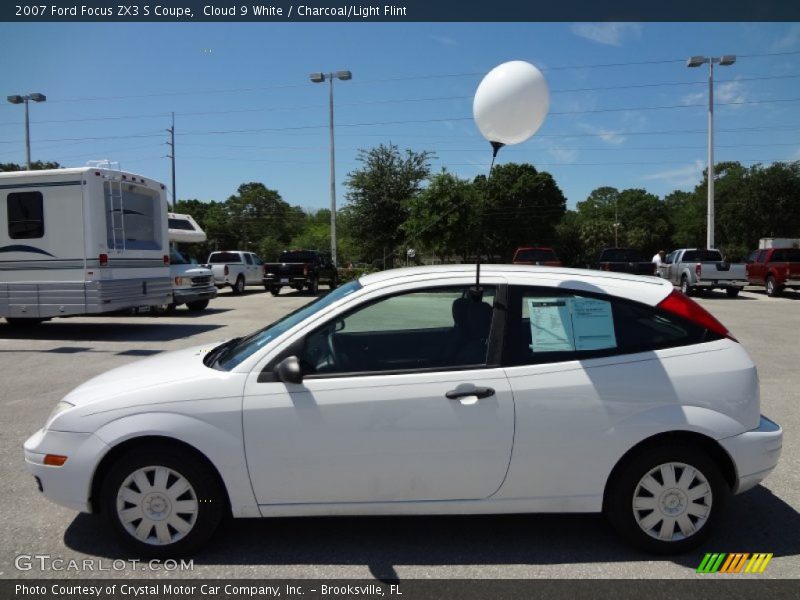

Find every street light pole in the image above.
[310,70,351,267]
[686,55,735,249]
[7,93,46,170]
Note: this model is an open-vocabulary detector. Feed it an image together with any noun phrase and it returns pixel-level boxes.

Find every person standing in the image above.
[652,250,665,276]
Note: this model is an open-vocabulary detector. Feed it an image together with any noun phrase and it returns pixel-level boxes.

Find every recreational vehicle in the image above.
[165,212,217,312]
[0,165,172,325]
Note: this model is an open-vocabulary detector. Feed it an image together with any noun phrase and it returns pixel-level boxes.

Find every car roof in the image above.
[359,264,673,306]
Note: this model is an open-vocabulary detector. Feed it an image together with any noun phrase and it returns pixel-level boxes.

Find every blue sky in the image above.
[1,22,799,210]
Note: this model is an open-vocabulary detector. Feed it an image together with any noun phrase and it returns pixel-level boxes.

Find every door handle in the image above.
[446,387,495,400]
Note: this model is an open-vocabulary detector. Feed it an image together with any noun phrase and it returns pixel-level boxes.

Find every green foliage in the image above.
[0,160,61,171]
[404,171,480,261]
[343,144,434,267]
[475,163,567,261]
[337,266,376,283]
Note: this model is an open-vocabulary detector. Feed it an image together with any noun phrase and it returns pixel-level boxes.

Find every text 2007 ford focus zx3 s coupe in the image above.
[25,265,782,556]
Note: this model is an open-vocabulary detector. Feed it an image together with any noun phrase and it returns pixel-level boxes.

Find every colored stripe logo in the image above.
[697,553,773,573]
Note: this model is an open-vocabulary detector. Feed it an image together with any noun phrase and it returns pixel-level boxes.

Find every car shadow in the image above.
[0,322,222,342]
[63,485,798,579]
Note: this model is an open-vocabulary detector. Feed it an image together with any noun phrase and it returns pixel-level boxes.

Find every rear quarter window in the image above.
[504,287,713,366]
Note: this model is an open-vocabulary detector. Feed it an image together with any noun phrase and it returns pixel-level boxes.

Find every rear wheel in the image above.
[231,275,245,295]
[725,287,740,298]
[101,445,226,557]
[766,276,780,297]
[329,274,338,290]
[269,287,280,296]
[185,299,209,312]
[605,445,728,554]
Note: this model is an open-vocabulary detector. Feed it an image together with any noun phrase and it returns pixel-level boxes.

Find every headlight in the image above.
[174,276,184,286]
[47,400,74,428]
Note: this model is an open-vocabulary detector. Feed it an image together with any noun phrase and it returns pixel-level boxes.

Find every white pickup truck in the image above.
[206,251,265,294]
[659,248,747,297]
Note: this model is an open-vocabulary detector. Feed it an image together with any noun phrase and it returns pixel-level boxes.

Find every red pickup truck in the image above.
[511,247,562,267]
[746,247,800,296]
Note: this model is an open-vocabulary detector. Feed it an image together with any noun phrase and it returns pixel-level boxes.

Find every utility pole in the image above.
[166,112,176,210]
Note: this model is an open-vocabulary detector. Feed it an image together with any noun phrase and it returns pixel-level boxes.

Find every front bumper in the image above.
[173,285,218,305]
[24,429,110,513]
[719,415,783,494]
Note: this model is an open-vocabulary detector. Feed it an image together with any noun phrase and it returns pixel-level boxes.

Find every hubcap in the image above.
[632,462,712,542]
[116,466,199,546]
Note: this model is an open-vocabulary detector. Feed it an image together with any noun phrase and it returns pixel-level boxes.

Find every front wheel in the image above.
[605,445,728,554]
[101,445,226,557]
[307,277,319,295]
[185,299,209,312]
[680,276,692,296]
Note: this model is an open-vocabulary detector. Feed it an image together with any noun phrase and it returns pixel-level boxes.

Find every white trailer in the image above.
[0,165,171,324]
[759,238,800,249]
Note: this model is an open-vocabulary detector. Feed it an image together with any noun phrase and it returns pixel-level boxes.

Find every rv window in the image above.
[168,217,196,231]
[105,183,162,251]
[7,192,44,239]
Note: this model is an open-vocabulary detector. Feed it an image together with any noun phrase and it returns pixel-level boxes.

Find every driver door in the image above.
[242,285,514,506]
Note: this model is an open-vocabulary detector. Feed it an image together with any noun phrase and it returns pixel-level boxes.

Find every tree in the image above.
[664,190,704,249]
[225,182,303,254]
[344,144,433,267]
[475,163,567,261]
[403,171,481,262]
[173,199,236,260]
[0,160,61,171]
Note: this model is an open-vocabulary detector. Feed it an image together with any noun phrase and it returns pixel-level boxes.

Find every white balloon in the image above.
[473,60,550,146]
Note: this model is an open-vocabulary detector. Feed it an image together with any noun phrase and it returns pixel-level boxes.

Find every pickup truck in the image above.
[511,247,562,266]
[659,248,747,297]
[746,247,800,296]
[592,247,655,275]
[206,251,265,294]
[264,250,338,296]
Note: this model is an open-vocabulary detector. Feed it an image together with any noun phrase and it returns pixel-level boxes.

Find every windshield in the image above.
[516,248,558,261]
[214,280,362,370]
[170,248,189,265]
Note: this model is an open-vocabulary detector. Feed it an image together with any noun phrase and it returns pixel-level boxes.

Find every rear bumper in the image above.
[264,276,307,286]
[173,285,218,305]
[719,415,783,494]
[696,279,746,288]
[784,278,800,287]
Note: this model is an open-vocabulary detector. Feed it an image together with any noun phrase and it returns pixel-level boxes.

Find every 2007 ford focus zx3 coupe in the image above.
[25,265,782,556]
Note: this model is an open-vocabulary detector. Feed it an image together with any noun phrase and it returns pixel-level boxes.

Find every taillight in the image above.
[602,263,610,271]
[99,253,108,266]
[163,254,170,265]
[695,263,702,278]
[657,290,736,341]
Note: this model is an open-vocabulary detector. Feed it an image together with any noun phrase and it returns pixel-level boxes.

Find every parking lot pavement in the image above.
[1,285,798,579]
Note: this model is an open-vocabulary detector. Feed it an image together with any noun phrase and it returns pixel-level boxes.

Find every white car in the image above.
[24,265,782,556]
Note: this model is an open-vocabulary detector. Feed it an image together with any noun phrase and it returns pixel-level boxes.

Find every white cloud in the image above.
[430,35,457,47]
[643,160,705,188]
[681,79,749,110]
[578,123,626,145]
[570,23,642,47]
[772,24,800,51]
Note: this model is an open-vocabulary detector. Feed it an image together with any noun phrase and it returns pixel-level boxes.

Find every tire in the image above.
[185,299,209,312]
[307,277,319,296]
[5,317,48,327]
[231,275,245,295]
[605,445,728,554]
[680,276,693,296]
[269,287,280,296]
[100,444,226,558]
[766,276,780,297]
[329,275,338,290]
[725,288,740,298]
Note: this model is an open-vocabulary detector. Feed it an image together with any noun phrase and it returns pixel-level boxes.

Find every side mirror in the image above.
[274,356,303,384]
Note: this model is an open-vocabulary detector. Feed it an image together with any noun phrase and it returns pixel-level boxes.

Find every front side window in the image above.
[503,287,709,366]
[7,191,44,239]
[300,286,496,376]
